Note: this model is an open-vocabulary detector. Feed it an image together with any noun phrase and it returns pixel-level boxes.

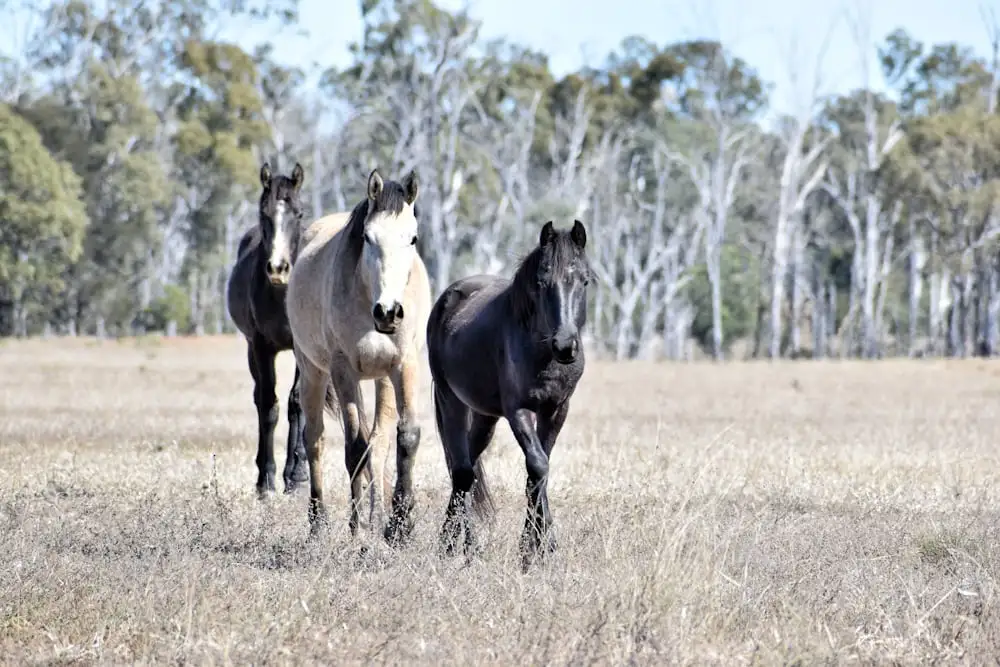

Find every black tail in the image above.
[433,381,496,522]
[470,457,495,521]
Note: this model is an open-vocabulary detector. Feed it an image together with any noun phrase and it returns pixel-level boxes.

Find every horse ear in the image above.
[291,162,304,192]
[571,219,587,248]
[367,169,383,201]
[539,221,556,247]
[260,163,272,188]
[402,170,419,205]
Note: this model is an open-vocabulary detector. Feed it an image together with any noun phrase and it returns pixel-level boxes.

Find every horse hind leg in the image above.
[250,337,279,498]
[433,382,475,557]
[463,413,498,555]
[283,364,309,493]
[298,355,330,535]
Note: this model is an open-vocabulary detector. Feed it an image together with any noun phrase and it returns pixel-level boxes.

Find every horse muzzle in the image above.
[551,336,579,364]
[266,259,290,285]
[373,301,404,334]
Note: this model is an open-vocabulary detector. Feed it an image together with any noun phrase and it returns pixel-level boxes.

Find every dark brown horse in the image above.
[426,220,593,570]
[226,162,309,497]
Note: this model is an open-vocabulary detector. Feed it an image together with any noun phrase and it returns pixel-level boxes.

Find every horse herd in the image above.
[225,163,594,570]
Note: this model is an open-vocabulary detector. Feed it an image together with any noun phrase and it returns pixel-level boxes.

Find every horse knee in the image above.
[525,452,548,485]
[254,389,278,423]
[287,388,302,418]
[303,420,323,454]
[396,424,421,459]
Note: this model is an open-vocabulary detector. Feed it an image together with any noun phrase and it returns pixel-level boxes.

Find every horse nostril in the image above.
[266,261,275,274]
[570,338,579,355]
[373,303,386,320]
[394,304,404,320]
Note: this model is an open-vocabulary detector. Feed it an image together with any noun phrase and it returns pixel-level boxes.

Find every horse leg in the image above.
[297,355,329,535]
[251,336,278,498]
[434,382,473,557]
[533,400,570,555]
[383,353,422,547]
[330,366,371,537]
[282,364,309,493]
[368,376,397,531]
[461,412,498,555]
[507,406,554,571]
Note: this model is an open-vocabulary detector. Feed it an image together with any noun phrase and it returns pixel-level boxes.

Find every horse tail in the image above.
[434,380,496,522]
[470,457,496,522]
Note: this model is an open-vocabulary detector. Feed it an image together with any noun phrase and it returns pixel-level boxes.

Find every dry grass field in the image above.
[2,335,1000,665]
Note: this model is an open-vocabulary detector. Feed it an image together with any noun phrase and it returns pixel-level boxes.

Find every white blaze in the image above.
[366,205,418,311]
[269,200,290,271]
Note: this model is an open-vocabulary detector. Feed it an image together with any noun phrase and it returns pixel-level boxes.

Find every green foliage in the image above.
[686,245,760,352]
[0,103,89,321]
[2,0,999,360]
[138,285,192,333]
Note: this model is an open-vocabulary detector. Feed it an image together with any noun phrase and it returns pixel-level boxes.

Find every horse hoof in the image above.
[383,516,414,548]
[282,479,307,496]
[438,535,460,559]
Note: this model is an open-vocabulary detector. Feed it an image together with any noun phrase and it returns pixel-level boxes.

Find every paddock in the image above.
[1,335,999,663]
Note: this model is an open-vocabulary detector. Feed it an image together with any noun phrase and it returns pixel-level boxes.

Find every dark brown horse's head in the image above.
[258,162,305,286]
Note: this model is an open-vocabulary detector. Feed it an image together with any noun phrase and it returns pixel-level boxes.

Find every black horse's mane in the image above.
[507,230,582,324]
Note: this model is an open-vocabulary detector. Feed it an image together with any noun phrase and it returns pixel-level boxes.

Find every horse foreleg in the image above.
[282,364,309,493]
[251,337,279,498]
[384,354,421,547]
[298,357,329,535]
[507,406,557,571]
[532,400,569,555]
[369,376,397,530]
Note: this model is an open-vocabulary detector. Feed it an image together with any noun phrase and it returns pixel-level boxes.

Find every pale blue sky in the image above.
[219,0,995,117]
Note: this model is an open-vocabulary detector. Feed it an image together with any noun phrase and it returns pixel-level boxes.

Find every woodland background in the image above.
[3,0,1000,361]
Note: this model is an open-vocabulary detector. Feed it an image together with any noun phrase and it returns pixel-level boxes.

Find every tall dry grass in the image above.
[2,335,1000,664]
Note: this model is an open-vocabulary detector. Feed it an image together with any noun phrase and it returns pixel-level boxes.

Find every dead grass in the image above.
[3,336,1000,665]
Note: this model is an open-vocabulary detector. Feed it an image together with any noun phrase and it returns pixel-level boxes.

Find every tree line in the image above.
[2,0,999,360]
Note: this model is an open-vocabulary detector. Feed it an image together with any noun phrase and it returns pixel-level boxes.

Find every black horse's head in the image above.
[258,162,305,286]
[518,220,593,364]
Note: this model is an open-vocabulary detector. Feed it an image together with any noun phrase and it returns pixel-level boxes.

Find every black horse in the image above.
[226,162,309,497]
[426,220,593,570]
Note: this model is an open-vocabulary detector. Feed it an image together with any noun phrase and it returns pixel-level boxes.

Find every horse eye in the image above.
[410,235,418,246]
[364,232,374,245]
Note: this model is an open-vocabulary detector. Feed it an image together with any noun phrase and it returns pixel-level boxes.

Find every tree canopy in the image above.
[2,0,1000,361]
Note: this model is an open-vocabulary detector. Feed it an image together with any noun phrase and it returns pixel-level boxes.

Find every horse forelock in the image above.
[508,229,588,323]
[346,178,416,253]
[259,174,303,225]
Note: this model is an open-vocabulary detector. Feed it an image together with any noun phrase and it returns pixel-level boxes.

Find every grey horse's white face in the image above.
[360,169,420,335]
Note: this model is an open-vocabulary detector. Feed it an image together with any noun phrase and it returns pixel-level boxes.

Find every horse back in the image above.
[426,275,508,416]
[407,252,433,352]
[427,275,508,352]
[300,211,351,256]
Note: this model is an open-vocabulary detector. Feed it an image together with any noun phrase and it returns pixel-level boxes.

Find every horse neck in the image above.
[503,275,544,341]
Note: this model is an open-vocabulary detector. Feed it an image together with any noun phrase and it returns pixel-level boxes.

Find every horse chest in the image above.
[352,331,401,378]
[523,361,582,408]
